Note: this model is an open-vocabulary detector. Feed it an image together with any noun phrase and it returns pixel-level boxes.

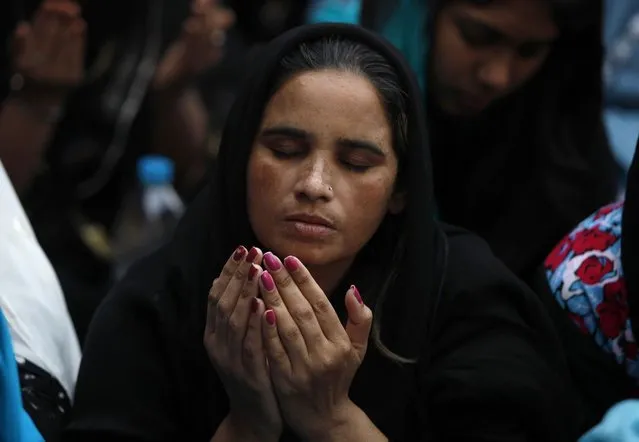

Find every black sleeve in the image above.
[63,278,181,441]
[424,234,586,442]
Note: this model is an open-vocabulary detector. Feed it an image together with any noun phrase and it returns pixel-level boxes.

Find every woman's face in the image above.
[431,0,559,116]
[247,70,404,268]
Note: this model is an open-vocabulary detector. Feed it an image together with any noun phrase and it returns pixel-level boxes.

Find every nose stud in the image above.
[328,186,333,192]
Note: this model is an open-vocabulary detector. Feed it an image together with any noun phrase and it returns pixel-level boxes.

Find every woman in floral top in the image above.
[538,135,639,428]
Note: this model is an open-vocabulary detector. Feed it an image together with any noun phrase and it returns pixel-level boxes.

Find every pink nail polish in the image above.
[264,252,281,271]
[245,247,258,263]
[265,309,276,326]
[283,256,299,272]
[351,285,363,305]
[261,271,275,291]
[233,246,246,261]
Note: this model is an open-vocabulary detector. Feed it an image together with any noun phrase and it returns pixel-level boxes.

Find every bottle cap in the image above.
[137,155,175,185]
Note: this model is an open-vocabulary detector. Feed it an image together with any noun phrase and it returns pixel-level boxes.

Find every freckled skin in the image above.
[431,0,559,116]
[246,70,404,283]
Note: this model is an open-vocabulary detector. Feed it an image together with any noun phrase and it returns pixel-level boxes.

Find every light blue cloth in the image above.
[0,309,43,442]
[580,400,639,441]
[603,0,639,172]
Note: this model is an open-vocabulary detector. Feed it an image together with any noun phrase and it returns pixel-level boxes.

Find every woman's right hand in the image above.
[204,246,282,442]
[10,0,86,97]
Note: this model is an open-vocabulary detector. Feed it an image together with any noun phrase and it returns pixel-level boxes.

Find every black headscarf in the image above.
[361,0,618,280]
[170,22,445,363]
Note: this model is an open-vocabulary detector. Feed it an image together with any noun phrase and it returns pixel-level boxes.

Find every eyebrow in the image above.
[260,126,309,140]
[457,15,556,47]
[259,125,386,157]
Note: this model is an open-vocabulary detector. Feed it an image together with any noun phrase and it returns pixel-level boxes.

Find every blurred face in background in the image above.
[430,0,559,116]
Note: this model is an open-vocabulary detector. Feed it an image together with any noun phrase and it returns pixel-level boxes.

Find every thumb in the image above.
[344,285,372,360]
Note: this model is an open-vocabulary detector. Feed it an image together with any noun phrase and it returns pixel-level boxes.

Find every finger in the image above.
[215,247,262,343]
[11,22,30,62]
[227,263,263,358]
[262,309,292,378]
[282,255,345,342]
[32,2,79,57]
[263,253,326,350]
[206,246,247,337]
[210,246,247,303]
[259,270,308,367]
[32,6,58,60]
[191,0,211,15]
[208,7,235,31]
[344,285,373,361]
[242,297,268,379]
[205,279,219,334]
[52,17,84,82]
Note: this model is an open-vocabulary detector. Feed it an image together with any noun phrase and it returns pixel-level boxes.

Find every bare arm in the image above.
[149,86,211,193]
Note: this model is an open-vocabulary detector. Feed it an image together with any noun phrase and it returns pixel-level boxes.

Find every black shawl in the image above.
[65,24,584,442]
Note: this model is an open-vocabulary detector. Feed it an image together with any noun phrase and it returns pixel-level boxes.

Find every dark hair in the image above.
[270,37,412,362]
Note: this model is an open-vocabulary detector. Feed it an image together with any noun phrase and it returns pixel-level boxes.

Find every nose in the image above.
[294,155,334,202]
[477,53,514,93]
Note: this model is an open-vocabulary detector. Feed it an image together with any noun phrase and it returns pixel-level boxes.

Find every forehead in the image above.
[451,0,559,42]
[259,70,391,144]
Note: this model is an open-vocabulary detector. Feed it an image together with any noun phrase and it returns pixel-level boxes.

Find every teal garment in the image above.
[307,0,429,91]
[0,310,43,442]
[306,0,361,24]
[378,0,429,92]
[580,400,639,441]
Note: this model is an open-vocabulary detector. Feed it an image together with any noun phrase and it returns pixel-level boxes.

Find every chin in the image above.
[267,238,343,267]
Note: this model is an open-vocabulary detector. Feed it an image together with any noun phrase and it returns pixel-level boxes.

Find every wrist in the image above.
[307,401,387,442]
[4,94,65,125]
[226,412,281,442]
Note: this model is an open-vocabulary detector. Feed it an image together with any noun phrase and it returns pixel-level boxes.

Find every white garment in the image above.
[0,162,81,398]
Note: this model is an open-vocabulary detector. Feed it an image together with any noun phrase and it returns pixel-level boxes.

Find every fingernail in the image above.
[248,264,259,282]
[283,256,299,272]
[251,298,259,313]
[233,246,246,261]
[351,285,363,305]
[264,252,281,271]
[265,309,276,326]
[261,271,275,291]
[245,247,258,263]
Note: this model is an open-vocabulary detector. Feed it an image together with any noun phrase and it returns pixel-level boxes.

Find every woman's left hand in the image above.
[153,0,235,90]
[258,252,373,441]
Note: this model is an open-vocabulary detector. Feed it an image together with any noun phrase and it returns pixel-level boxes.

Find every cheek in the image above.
[247,153,281,218]
[433,27,474,84]
[513,56,548,88]
[345,176,396,230]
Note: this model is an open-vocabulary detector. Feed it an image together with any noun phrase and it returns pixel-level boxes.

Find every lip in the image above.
[284,213,336,229]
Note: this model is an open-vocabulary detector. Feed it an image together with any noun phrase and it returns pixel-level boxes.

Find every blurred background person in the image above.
[1,159,80,441]
[0,0,234,342]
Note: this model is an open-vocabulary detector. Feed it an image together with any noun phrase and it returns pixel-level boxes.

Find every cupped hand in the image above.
[153,0,235,90]
[11,0,86,96]
[204,246,282,442]
[258,252,373,441]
